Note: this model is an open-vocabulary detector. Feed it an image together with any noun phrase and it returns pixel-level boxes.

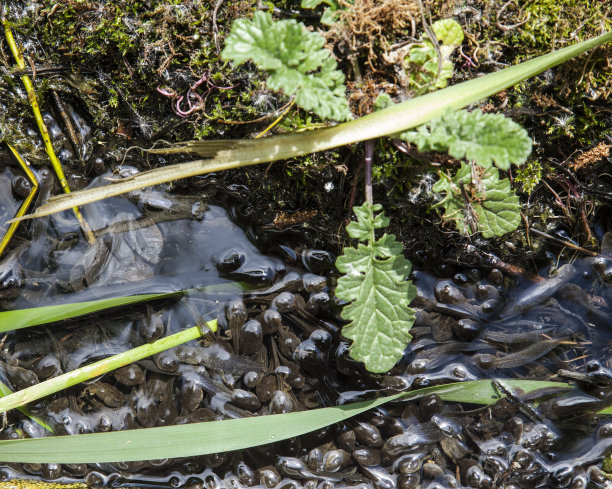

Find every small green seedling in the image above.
[405,18,464,94]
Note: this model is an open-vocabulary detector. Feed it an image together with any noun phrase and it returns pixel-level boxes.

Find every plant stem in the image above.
[364,139,374,205]
[12,31,612,221]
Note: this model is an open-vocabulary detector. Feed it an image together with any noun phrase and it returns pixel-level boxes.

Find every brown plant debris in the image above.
[268,210,319,230]
[568,142,612,171]
[330,0,424,70]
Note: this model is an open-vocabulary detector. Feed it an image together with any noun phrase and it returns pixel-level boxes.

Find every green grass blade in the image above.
[15,31,611,220]
[0,292,182,333]
[0,380,53,433]
[0,379,570,463]
[0,320,217,415]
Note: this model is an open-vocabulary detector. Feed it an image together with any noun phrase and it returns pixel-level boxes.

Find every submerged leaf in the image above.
[400,109,532,169]
[221,11,351,121]
[336,203,416,373]
[433,163,521,238]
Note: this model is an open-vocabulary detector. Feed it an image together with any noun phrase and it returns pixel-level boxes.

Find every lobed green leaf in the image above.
[431,18,464,47]
[336,203,416,373]
[400,109,532,169]
[221,11,352,121]
[432,163,521,238]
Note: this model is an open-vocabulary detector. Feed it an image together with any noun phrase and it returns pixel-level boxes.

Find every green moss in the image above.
[514,158,543,194]
[509,0,611,53]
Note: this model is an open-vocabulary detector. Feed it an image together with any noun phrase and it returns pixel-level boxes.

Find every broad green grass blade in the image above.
[0,380,53,433]
[15,31,611,220]
[0,292,182,333]
[0,379,570,463]
[0,320,217,415]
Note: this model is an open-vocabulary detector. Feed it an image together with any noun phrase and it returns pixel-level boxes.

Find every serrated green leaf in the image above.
[336,203,416,373]
[433,163,521,238]
[400,109,532,169]
[301,0,337,8]
[221,11,352,121]
[431,18,464,46]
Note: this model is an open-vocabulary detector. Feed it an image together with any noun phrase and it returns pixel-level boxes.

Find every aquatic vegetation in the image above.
[1,4,612,484]
[0,379,573,463]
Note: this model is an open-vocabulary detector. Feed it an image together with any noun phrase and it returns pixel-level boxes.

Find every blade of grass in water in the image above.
[0,320,217,415]
[0,379,570,463]
[0,282,249,333]
[0,292,181,333]
[0,380,53,433]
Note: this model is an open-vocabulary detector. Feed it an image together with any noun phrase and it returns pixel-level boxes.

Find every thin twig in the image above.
[529,228,597,257]
[51,90,82,162]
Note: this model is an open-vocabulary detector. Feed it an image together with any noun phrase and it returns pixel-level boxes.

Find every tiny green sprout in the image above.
[405,18,464,94]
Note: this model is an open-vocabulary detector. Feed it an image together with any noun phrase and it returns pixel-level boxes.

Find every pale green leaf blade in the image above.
[0,380,571,463]
[336,203,416,373]
[221,11,351,121]
[0,292,181,333]
[0,321,217,415]
[400,109,532,169]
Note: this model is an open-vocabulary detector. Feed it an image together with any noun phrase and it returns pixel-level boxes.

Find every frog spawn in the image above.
[3,243,612,486]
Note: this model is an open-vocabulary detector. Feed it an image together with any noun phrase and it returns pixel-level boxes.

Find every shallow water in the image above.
[1,164,612,489]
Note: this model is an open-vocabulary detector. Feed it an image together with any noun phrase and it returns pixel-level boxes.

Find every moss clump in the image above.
[514,158,543,195]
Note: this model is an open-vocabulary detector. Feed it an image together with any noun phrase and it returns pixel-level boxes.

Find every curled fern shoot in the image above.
[335,203,416,373]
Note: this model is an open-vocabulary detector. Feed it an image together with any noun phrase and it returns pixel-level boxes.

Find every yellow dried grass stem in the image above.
[2,17,95,244]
